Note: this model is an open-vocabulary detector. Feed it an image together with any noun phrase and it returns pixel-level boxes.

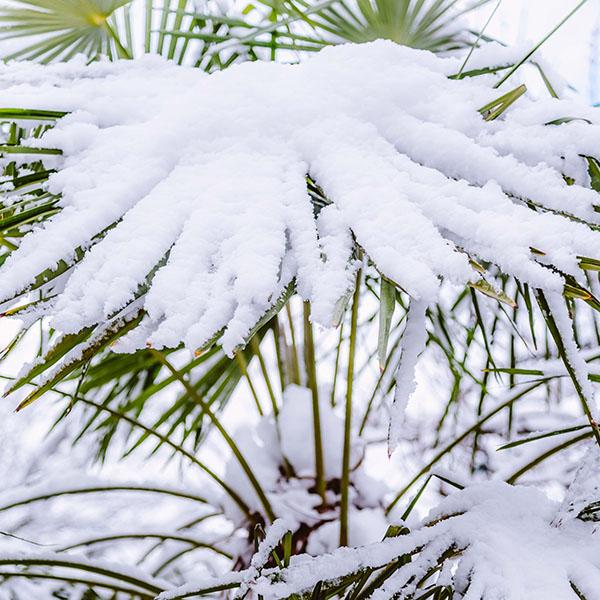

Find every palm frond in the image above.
[0,0,133,62]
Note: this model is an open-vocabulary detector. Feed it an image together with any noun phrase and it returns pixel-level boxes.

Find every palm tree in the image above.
[0,0,490,65]
[0,1,599,599]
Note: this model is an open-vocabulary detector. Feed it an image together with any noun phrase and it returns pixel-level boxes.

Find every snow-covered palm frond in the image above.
[166,476,600,600]
[1,41,600,411]
[0,382,390,598]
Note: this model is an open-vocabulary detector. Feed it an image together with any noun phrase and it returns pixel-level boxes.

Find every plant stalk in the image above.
[340,267,362,547]
[235,349,264,416]
[151,350,276,522]
[251,335,279,416]
[304,302,326,505]
[287,302,302,384]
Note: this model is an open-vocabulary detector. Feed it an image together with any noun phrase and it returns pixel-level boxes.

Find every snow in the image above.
[250,518,294,570]
[1,38,600,598]
[222,385,373,523]
[555,443,600,526]
[305,507,388,556]
[388,298,428,454]
[157,571,245,600]
[246,481,600,600]
[217,383,392,569]
[545,291,599,419]
[0,41,597,362]
[278,384,361,479]
[161,480,600,599]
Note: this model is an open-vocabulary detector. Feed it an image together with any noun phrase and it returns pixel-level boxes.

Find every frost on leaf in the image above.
[0,41,600,362]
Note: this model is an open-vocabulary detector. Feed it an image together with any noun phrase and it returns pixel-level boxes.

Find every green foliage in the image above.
[287,0,491,50]
[0,0,490,68]
[0,0,134,62]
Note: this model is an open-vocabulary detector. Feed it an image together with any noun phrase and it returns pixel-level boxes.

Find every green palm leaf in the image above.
[252,0,492,52]
[0,0,133,62]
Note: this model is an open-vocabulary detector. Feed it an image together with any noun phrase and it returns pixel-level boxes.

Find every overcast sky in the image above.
[467,0,600,103]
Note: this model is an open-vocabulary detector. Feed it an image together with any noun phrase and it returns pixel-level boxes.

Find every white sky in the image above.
[468,0,600,102]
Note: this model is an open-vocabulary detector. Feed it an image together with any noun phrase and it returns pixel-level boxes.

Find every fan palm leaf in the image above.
[287,0,492,51]
[0,0,134,62]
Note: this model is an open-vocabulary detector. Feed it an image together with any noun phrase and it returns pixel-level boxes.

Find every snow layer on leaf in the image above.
[311,204,357,326]
[556,443,600,526]
[388,299,428,454]
[295,120,472,299]
[250,482,600,600]
[545,291,599,416]
[114,143,314,354]
[250,518,295,571]
[0,42,599,354]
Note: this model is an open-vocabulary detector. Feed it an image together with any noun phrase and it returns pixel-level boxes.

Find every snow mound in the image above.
[222,385,382,532]
[1,41,600,355]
